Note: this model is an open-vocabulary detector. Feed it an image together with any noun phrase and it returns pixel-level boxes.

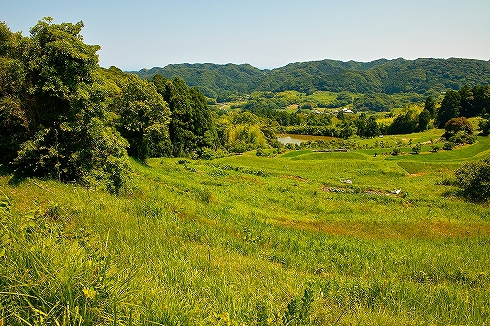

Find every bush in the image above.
[200,148,228,160]
[256,148,266,156]
[479,117,490,136]
[430,145,440,152]
[443,117,473,140]
[455,156,490,201]
[412,144,422,154]
[448,131,477,145]
[391,148,401,156]
[301,102,313,110]
[443,142,455,150]
[466,134,477,144]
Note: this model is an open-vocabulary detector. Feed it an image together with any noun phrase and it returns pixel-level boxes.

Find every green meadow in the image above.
[1,136,490,325]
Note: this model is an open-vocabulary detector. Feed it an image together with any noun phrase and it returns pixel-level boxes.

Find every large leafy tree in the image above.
[0,22,29,163]
[0,18,131,192]
[459,85,475,118]
[388,110,418,134]
[153,75,217,157]
[114,74,171,160]
[364,115,380,137]
[472,85,490,115]
[424,96,436,117]
[418,109,431,131]
[437,90,461,128]
[355,113,379,138]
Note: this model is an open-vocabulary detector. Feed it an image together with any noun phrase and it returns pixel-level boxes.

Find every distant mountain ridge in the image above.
[133,58,490,99]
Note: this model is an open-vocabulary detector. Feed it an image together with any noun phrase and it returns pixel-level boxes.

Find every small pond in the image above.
[277,134,337,145]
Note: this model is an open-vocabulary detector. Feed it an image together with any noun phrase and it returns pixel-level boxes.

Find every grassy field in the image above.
[305,91,360,108]
[1,137,490,325]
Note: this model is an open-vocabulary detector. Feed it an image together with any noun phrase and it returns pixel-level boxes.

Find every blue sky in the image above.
[2,0,489,70]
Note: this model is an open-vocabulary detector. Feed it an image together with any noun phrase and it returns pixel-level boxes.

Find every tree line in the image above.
[2,19,490,193]
[135,58,490,101]
[436,85,490,127]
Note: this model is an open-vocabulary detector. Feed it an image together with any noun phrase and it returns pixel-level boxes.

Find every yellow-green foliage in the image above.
[225,124,267,152]
[1,137,490,325]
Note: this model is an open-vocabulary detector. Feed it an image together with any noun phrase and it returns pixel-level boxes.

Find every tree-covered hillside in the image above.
[137,63,267,101]
[134,58,490,100]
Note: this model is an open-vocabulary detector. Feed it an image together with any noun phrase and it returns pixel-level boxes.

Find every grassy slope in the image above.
[1,137,490,325]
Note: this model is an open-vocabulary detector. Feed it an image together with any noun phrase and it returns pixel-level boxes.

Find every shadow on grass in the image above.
[7,173,27,186]
[131,157,151,167]
[442,188,490,204]
[442,188,463,199]
[0,163,53,188]
[0,163,27,186]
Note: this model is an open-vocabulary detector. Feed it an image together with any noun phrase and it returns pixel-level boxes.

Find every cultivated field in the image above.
[1,135,489,325]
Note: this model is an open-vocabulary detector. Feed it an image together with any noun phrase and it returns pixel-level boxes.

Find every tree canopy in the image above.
[0,18,131,192]
[153,75,217,157]
[436,85,490,128]
[135,58,490,99]
[113,74,171,160]
[437,90,461,128]
[0,19,216,191]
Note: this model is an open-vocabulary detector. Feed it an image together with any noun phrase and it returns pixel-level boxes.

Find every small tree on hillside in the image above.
[443,117,473,140]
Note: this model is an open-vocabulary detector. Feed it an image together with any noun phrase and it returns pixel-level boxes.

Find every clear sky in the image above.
[2,0,489,70]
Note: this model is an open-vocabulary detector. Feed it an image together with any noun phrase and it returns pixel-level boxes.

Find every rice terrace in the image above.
[2,128,490,324]
[1,15,490,326]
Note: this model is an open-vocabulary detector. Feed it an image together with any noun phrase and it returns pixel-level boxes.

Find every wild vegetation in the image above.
[2,134,490,325]
[1,18,490,325]
[0,19,220,192]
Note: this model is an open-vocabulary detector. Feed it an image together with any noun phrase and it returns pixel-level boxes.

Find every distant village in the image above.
[313,108,354,114]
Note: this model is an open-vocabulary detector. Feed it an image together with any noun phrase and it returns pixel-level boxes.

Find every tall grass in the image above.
[1,139,490,325]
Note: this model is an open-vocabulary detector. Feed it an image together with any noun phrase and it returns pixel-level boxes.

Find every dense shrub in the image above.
[479,116,490,135]
[454,156,490,201]
[412,144,422,154]
[391,148,401,156]
[444,117,473,139]
[443,142,455,150]
[449,133,476,145]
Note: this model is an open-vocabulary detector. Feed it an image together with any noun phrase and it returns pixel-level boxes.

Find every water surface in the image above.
[277,134,336,144]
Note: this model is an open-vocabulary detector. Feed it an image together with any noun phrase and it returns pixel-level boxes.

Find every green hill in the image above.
[136,63,267,100]
[133,58,490,99]
[2,136,490,324]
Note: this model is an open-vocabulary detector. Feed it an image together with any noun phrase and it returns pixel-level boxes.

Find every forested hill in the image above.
[134,58,490,100]
[135,63,267,100]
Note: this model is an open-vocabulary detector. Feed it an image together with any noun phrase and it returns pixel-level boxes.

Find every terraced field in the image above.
[1,136,489,325]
